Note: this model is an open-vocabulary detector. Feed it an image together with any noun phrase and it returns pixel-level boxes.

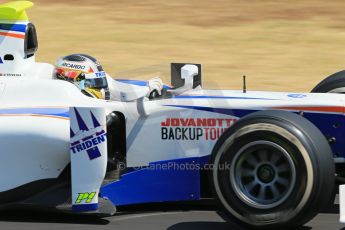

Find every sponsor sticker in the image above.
[62,62,86,70]
[161,117,237,141]
[70,108,106,160]
[95,71,106,78]
[0,73,22,77]
[70,130,107,160]
[288,94,306,98]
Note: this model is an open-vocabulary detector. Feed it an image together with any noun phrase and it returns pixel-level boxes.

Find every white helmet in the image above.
[55,54,110,100]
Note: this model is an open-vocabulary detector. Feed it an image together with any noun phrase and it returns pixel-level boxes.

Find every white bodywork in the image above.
[0,74,344,189]
[0,1,345,219]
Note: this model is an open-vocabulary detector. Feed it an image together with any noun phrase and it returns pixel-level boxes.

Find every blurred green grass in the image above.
[30,0,345,91]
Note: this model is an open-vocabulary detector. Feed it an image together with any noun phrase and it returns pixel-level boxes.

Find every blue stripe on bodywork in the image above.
[172,95,278,100]
[72,204,98,212]
[164,104,254,117]
[116,79,147,87]
[101,157,202,206]
[116,79,171,89]
[0,24,26,33]
[0,108,70,118]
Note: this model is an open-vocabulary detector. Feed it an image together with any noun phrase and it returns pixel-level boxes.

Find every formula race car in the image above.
[1,1,345,229]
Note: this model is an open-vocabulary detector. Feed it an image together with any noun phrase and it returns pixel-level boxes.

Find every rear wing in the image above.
[0,1,33,20]
[0,1,38,71]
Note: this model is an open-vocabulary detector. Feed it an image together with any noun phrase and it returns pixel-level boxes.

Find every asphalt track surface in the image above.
[0,199,344,230]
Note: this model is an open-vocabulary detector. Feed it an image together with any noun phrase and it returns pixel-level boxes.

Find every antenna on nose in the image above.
[243,75,247,93]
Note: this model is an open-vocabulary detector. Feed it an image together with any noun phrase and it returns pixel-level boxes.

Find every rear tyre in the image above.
[311,70,345,93]
[210,110,335,229]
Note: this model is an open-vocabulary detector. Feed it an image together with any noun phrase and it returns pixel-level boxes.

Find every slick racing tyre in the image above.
[312,70,345,93]
[210,110,335,229]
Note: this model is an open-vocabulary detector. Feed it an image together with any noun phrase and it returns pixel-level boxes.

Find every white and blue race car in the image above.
[1,1,345,229]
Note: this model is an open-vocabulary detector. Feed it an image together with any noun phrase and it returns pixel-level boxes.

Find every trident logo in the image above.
[70,108,107,160]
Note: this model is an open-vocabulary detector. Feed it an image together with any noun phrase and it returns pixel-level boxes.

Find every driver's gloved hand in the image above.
[147,77,163,99]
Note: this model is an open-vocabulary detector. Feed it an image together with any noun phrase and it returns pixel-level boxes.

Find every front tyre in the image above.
[210,110,334,229]
[311,70,345,93]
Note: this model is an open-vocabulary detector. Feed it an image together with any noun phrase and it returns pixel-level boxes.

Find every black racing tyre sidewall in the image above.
[216,130,308,219]
[210,110,335,229]
[311,70,345,93]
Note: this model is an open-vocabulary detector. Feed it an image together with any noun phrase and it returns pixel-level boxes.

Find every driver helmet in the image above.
[54,54,110,100]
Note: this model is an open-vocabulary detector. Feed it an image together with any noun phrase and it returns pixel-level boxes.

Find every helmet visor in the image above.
[84,77,108,89]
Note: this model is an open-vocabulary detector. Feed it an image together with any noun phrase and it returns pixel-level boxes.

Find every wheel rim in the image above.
[230,140,297,209]
[328,87,345,93]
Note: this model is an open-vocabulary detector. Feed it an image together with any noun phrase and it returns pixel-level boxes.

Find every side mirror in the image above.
[181,64,198,89]
[169,63,202,94]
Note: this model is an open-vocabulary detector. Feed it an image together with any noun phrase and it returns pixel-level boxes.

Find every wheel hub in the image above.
[230,141,296,209]
[257,164,275,183]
